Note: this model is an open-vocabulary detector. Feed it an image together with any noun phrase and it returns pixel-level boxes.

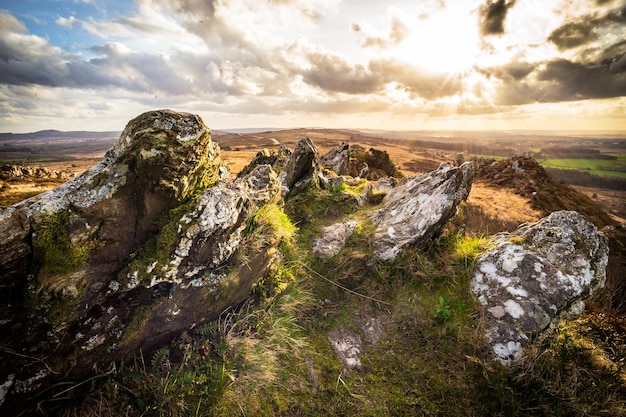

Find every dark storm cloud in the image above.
[536,58,626,101]
[482,40,626,105]
[478,0,516,36]
[548,21,597,50]
[548,6,626,50]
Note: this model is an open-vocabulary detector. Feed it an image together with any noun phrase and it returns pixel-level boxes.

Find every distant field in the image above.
[539,156,626,179]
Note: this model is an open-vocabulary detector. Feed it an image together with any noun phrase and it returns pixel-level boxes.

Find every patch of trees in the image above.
[410,140,515,157]
[545,167,626,191]
[537,147,617,160]
[350,147,403,178]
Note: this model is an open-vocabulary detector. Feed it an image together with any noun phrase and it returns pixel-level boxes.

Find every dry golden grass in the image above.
[465,181,542,236]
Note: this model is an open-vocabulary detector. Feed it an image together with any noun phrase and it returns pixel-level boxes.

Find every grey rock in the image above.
[471,210,609,365]
[328,327,363,374]
[237,145,291,178]
[368,162,474,261]
[320,142,350,175]
[0,111,285,411]
[278,137,320,197]
[312,220,358,258]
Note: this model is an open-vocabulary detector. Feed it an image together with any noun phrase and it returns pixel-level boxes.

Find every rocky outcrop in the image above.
[0,164,74,181]
[0,110,286,411]
[237,145,291,178]
[278,137,321,197]
[312,220,358,258]
[320,142,350,175]
[368,162,474,261]
[471,211,609,365]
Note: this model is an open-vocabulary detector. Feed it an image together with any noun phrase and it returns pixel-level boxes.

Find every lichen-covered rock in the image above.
[278,137,321,197]
[312,220,358,258]
[328,327,363,375]
[368,162,474,261]
[0,111,287,412]
[320,142,350,175]
[471,210,609,365]
[237,145,291,178]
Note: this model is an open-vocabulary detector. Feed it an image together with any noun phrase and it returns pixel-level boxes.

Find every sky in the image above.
[0,0,625,133]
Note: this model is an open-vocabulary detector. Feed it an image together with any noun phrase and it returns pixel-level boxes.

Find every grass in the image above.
[539,158,626,178]
[27,174,626,417]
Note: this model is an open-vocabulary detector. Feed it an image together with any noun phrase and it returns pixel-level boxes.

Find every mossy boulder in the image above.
[0,110,287,412]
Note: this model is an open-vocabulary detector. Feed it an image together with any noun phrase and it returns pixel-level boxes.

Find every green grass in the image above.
[42,179,626,417]
[539,158,626,178]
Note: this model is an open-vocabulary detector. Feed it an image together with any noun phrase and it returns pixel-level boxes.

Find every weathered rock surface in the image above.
[0,164,74,181]
[320,142,350,175]
[328,327,363,375]
[312,220,358,258]
[0,110,285,411]
[471,211,609,365]
[278,137,321,197]
[237,145,291,178]
[368,162,474,261]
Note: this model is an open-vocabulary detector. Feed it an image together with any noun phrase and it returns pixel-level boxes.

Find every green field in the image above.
[539,157,626,179]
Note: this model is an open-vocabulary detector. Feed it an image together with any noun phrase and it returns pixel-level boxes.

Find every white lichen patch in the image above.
[493,341,523,364]
[500,244,524,273]
[504,299,524,318]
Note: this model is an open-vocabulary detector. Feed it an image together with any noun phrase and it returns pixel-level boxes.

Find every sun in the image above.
[394,6,481,75]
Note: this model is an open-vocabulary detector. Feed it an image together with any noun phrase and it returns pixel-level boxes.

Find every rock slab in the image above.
[471,210,609,365]
[368,162,474,261]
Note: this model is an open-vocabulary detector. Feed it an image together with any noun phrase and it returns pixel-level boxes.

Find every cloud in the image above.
[368,59,464,100]
[355,16,409,48]
[548,21,597,50]
[479,0,516,36]
[482,40,626,105]
[301,51,382,94]
[548,6,626,50]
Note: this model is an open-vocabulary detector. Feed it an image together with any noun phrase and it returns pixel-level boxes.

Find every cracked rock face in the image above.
[471,210,609,365]
[368,162,474,261]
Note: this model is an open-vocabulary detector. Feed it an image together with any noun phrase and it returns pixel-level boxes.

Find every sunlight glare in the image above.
[395,6,480,75]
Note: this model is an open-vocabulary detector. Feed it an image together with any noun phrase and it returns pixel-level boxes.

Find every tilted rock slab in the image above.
[0,110,283,412]
[368,162,474,261]
[278,137,321,197]
[471,211,609,365]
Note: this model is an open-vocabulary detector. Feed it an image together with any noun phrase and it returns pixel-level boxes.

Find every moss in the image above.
[32,209,92,274]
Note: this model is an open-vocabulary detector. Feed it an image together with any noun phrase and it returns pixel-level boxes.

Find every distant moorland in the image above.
[1,128,625,219]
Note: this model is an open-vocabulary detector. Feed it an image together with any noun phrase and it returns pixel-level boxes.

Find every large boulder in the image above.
[471,211,609,365]
[368,162,474,261]
[0,110,285,411]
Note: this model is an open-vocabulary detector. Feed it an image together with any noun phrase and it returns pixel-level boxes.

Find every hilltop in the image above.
[0,114,625,416]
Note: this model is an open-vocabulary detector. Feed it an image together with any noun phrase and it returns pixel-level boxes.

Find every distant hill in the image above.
[0,130,121,142]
